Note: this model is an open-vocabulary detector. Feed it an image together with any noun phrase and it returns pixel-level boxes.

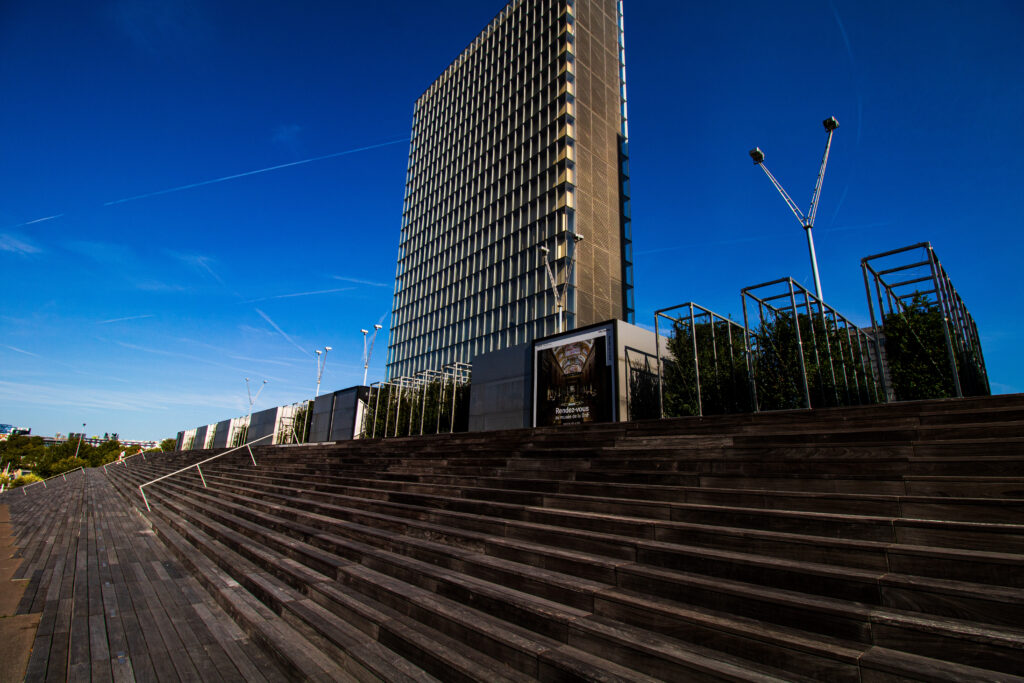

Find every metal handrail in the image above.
[4,466,86,496]
[138,433,272,511]
[102,450,150,471]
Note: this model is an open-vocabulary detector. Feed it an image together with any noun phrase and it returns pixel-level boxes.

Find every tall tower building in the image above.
[386,0,633,379]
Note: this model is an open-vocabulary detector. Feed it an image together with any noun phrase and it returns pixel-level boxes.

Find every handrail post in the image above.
[196,465,207,488]
[140,486,151,512]
[247,444,257,467]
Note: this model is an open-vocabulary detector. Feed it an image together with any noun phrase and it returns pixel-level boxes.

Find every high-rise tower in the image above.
[386,0,633,379]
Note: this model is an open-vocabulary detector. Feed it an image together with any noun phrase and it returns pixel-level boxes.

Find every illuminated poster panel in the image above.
[533,324,616,427]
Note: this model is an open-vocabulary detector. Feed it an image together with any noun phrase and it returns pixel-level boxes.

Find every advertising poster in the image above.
[534,326,615,426]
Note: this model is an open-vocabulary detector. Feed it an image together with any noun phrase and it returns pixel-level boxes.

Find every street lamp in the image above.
[245,377,267,417]
[362,324,383,386]
[74,423,86,459]
[242,378,266,446]
[539,233,584,333]
[749,116,839,301]
[314,347,332,397]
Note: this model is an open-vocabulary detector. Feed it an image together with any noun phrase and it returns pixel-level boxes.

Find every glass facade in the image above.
[387,0,632,380]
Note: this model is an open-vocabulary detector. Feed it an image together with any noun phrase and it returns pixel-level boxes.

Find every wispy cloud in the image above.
[98,314,155,325]
[108,0,212,57]
[254,309,308,357]
[3,345,40,357]
[115,340,256,374]
[819,221,891,234]
[0,234,42,255]
[0,379,241,413]
[990,381,1018,395]
[103,138,408,207]
[65,240,134,264]
[133,279,188,293]
[228,354,301,367]
[332,275,390,288]
[244,287,354,304]
[167,251,225,285]
[635,234,763,257]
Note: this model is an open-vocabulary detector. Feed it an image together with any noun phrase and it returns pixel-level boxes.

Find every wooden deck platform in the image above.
[4,469,290,682]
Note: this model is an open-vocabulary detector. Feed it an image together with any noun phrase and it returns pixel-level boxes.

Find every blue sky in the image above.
[2,1,1022,440]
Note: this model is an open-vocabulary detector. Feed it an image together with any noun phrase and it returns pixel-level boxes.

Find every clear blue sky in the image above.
[2,1,1022,440]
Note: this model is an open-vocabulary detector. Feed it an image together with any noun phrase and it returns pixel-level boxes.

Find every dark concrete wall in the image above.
[468,343,532,432]
[328,387,368,441]
[212,419,232,448]
[309,393,336,443]
[247,407,278,445]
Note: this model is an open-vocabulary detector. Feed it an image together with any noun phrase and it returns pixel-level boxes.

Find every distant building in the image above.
[0,424,31,441]
[386,0,634,379]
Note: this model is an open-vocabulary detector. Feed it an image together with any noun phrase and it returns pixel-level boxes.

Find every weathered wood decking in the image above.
[5,469,288,682]
[3,394,1024,681]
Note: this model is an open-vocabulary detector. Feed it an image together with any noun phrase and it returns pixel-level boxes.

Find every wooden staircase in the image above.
[79,395,1024,679]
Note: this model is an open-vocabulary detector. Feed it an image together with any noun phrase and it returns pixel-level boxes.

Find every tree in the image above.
[159,438,176,452]
[10,473,42,488]
[883,294,955,401]
[0,434,46,471]
[663,318,752,417]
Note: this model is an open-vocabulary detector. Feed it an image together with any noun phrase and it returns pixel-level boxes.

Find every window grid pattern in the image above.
[386,0,630,379]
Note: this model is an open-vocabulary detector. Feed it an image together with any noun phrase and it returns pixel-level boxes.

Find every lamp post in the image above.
[539,233,584,333]
[242,378,266,446]
[245,377,266,420]
[749,116,839,302]
[314,347,332,397]
[74,423,86,459]
[362,324,383,386]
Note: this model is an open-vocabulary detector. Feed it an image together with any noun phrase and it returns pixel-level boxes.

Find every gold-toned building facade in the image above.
[387,0,633,379]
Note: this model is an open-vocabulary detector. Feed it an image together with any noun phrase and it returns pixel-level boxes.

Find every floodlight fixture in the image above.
[315,347,331,397]
[747,116,839,301]
[362,326,383,386]
[75,423,86,459]
[539,235,586,333]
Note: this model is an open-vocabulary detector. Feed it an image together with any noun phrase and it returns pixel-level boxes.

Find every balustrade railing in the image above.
[138,433,272,511]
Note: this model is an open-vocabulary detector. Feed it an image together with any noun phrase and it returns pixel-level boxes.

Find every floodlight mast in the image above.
[749,116,839,301]
[314,347,332,397]
[538,233,584,333]
[362,324,383,386]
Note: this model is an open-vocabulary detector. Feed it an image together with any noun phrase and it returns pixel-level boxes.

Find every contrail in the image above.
[333,275,389,288]
[21,214,64,226]
[104,138,409,207]
[255,308,309,358]
[98,314,155,324]
[4,345,40,357]
[244,287,354,304]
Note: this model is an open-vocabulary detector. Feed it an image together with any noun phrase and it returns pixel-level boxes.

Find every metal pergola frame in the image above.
[741,277,882,411]
[654,302,747,418]
[364,361,473,439]
[861,242,989,399]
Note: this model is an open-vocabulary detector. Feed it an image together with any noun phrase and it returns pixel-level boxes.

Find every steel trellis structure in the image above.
[364,362,472,439]
[654,302,749,418]
[742,277,882,412]
[861,242,989,399]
